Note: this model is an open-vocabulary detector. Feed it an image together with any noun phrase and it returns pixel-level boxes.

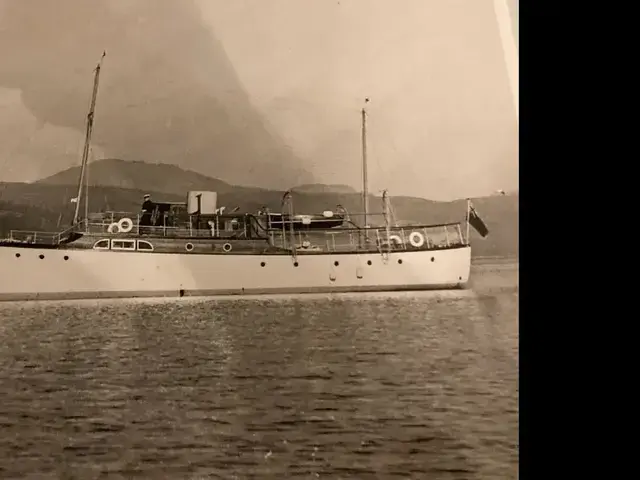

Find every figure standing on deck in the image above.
[140,194,154,233]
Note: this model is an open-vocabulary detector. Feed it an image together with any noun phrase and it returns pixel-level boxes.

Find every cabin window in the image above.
[93,239,110,250]
[137,240,154,251]
[111,239,136,251]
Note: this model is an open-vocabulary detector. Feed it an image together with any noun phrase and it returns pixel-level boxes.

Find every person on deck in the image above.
[140,194,154,232]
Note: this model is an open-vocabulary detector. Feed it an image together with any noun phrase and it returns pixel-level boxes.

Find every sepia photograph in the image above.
[0,0,519,478]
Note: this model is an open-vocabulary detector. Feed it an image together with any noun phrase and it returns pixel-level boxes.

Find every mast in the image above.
[361,98,370,231]
[72,51,106,226]
[84,147,90,223]
[382,189,391,251]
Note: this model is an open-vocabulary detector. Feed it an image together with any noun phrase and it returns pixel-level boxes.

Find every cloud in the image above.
[0,0,313,188]
[0,87,107,182]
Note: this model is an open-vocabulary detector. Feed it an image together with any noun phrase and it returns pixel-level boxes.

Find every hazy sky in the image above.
[0,0,518,200]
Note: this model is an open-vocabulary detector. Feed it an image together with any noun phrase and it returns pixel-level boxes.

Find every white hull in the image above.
[0,246,471,301]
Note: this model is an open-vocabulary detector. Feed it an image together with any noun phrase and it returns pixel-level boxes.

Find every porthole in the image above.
[431,257,435,262]
[260,262,266,267]
[293,262,299,267]
[39,254,45,260]
[367,260,372,265]
[397,259,403,264]
[63,255,69,261]
[15,253,20,258]
[334,261,339,266]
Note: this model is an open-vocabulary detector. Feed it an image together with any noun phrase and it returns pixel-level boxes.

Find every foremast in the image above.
[72,51,106,226]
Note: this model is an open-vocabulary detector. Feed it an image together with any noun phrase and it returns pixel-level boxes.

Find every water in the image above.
[0,261,518,479]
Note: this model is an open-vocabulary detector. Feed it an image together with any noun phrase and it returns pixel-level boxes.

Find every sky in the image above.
[0,0,518,200]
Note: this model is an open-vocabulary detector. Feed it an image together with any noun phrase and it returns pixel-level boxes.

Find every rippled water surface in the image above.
[0,261,518,479]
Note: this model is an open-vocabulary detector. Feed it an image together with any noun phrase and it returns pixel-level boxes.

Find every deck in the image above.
[4,211,468,255]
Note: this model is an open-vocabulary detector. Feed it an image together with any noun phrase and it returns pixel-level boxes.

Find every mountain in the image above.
[0,200,63,234]
[1,161,517,258]
[292,184,357,195]
[37,158,237,195]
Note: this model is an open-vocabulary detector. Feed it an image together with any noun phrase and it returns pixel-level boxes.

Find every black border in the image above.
[519,3,613,478]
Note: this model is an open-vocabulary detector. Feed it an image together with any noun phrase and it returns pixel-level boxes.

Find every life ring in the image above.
[409,231,425,248]
[118,217,134,233]
[389,235,403,246]
[107,223,120,234]
[223,243,233,253]
[185,242,194,252]
[302,240,311,248]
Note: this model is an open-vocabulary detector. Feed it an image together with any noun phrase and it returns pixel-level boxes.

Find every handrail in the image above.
[9,219,464,237]
[82,216,464,232]
[6,222,467,254]
[6,211,467,253]
[9,220,464,239]
[90,211,465,231]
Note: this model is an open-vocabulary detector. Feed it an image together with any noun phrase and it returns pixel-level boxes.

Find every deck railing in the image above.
[6,212,466,253]
[6,230,61,245]
[268,223,465,252]
[7,219,88,245]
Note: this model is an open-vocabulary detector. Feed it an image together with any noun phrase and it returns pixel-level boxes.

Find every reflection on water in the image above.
[0,262,518,479]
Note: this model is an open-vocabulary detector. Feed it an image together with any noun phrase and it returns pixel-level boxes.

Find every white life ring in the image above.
[409,231,425,248]
[223,243,233,253]
[107,223,120,234]
[389,235,403,246]
[185,242,194,252]
[302,240,311,248]
[118,217,134,233]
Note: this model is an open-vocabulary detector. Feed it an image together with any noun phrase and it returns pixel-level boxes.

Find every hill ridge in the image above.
[36,158,518,203]
[2,170,518,258]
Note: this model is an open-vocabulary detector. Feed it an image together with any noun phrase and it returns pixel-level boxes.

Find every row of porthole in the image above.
[15,253,69,261]
[258,257,435,267]
[13,253,435,265]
